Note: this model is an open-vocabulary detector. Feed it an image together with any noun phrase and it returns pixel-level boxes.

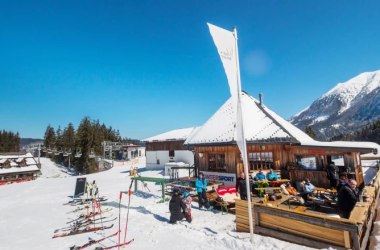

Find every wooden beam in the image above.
[343,231,351,249]
[255,205,357,232]
[255,226,346,250]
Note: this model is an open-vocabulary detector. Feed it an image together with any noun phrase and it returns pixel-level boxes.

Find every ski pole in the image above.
[123,180,134,244]
[118,191,122,250]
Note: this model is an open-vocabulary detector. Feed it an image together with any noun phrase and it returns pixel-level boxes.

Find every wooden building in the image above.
[185,91,379,188]
[143,127,199,169]
[184,91,380,249]
[0,152,40,184]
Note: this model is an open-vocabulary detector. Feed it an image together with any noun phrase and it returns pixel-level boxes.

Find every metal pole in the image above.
[233,26,254,244]
[37,144,41,165]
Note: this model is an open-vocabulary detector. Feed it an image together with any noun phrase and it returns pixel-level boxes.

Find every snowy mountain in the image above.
[290,70,380,140]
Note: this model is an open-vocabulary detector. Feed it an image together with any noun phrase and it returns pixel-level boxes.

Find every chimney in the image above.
[259,93,263,105]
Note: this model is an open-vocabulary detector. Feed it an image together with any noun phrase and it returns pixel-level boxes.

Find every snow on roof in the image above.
[301,141,380,152]
[0,152,34,159]
[0,153,39,168]
[26,158,38,165]
[143,127,200,142]
[9,161,18,167]
[0,165,39,175]
[0,159,8,164]
[184,91,380,153]
[16,158,25,163]
[185,92,314,145]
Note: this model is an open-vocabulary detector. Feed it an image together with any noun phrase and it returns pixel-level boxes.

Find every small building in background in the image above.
[0,152,40,184]
[143,127,199,171]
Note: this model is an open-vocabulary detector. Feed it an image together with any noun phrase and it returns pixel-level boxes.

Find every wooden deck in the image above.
[235,170,380,249]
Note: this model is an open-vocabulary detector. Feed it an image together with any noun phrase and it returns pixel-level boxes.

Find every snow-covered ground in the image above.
[0,157,328,250]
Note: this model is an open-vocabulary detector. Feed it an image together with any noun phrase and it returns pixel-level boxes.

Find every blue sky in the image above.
[1,0,380,139]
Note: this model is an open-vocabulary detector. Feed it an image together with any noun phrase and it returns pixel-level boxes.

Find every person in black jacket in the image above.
[337,179,359,219]
[326,162,339,189]
[236,172,252,200]
[169,189,188,224]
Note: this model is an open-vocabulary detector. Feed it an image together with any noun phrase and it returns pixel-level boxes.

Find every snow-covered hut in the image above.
[0,152,40,183]
[185,91,379,188]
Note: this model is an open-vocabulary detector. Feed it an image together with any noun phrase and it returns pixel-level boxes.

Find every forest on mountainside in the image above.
[331,118,380,144]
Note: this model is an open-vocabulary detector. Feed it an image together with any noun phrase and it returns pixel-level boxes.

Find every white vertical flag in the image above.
[207,23,238,108]
[207,22,254,243]
[207,23,246,159]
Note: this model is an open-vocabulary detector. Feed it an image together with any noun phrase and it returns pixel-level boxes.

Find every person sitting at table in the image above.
[302,178,315,201]
[253,169,266,181]
[337,179,359,219]
[282,182,305,205]
[266,168,279,181]
[337,173,348,192]
[285,182,297,195]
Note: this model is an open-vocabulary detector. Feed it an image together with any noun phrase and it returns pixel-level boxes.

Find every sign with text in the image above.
[74,177,87,197]
[203,171,236,187]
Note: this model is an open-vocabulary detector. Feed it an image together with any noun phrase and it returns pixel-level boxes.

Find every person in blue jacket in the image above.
[195,172,211,210]
[254,169,266,181]
[266,168,279,181]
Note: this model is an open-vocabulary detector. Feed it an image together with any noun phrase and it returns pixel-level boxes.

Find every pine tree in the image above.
[43,125,56,157]
[76,117,95,174]
[305,126,317,139]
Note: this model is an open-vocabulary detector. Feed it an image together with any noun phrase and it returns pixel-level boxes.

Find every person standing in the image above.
[236,172,252,200]
[326,162,339,189]
[337,179,359,219]
[195,172,211,210]
[169,189,187,224]
[182,191,192,223]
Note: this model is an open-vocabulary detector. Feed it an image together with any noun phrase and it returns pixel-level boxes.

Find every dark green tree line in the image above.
[0,130,20,152]
[43,117,122,174]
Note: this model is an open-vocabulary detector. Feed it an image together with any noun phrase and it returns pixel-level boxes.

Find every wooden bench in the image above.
[254,187,281,194]
[208,186,237,214]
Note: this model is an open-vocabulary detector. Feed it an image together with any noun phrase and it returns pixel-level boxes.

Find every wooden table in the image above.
[313,187,337,197]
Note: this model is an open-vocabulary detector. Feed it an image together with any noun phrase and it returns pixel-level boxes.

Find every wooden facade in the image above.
[193,143,367,188]
[145,140,187,151]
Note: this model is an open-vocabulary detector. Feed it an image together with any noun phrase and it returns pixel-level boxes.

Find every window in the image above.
[296,156,317,170]
[208,153,226,171]
[248,152,273,170]
[169,150,175,157]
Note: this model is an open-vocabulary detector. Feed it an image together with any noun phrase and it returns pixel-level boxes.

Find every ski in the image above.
[55,217,117,233]
[66,206,90,214]
[66,213,113,225]
[63,197,108,206]
[94,239,134,250]
[69,231,119,250]
[66,208,113,224]
[52,224,114,239]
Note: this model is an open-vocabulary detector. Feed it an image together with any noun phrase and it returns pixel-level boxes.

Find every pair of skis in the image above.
[63,196,108,206]
[55,217,117,233]
[70,232,134,250]
[52,224,114,239]
[70,230,124,250]
[66,207,112,224]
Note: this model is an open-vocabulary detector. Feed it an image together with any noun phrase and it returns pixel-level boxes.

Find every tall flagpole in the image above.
[233,27,254,243]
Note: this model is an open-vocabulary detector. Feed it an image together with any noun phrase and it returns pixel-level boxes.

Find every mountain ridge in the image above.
[290,70,380,140]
